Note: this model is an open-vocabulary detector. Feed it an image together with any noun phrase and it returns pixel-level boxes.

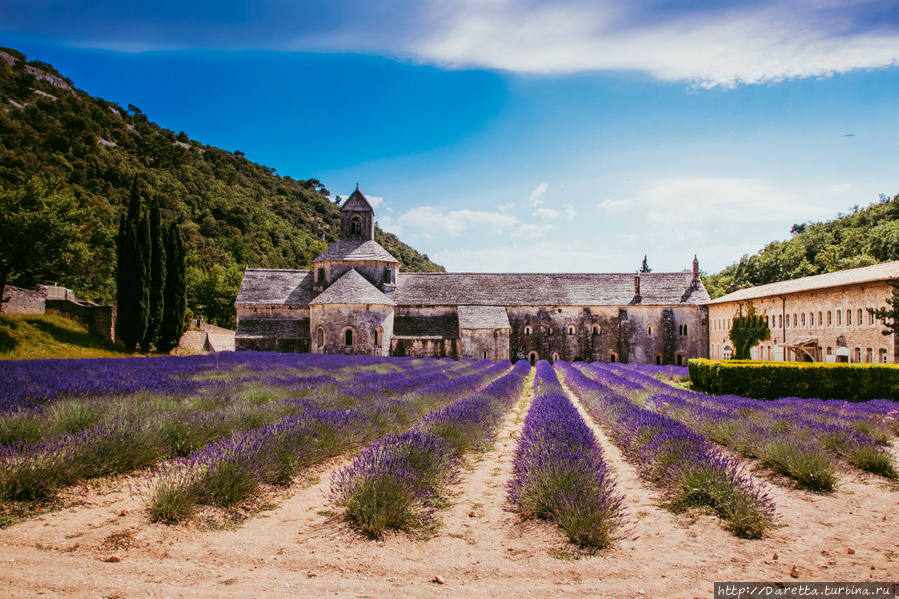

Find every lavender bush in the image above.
[507,362,623,548]
[560,362,775,538]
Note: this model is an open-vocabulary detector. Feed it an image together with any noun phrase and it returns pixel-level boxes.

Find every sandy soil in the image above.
[1,384,897,598]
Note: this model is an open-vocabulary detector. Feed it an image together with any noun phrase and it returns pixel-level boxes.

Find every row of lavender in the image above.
[606,364,898,490]
[148,359,512,522]
[559,362,776,538]
[0,356,482,505]
[506,361,624,547]
[0,351,457,413]
[330,360,531,537]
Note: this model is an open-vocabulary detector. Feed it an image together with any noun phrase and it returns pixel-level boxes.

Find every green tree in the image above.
[188,263,243,329]
[158,223,187,352]
[728,304,771,360]
[0,178,81,313]
[141,196,166,351]
[867,277,899,363]
[116,178,151,350]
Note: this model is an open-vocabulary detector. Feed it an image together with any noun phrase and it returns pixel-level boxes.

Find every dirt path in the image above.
[0,376,897,598]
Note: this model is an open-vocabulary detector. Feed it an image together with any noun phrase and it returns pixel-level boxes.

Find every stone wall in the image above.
[1,285,45,314]
[506,305,707,365]
[391,337,457,358]
[45,300,116,341]
[460,328,510,361]
[310,304,394,356]
[709,281,896,363]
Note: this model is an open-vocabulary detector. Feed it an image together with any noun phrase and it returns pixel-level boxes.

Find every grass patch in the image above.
[0,315,131,360]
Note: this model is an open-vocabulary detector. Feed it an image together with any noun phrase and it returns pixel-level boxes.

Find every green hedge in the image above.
[687,359,899,401]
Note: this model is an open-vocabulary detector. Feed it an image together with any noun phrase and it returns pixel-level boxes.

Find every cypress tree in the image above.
[116,178,151,350]
[142,196,166,351]
[158,223,187,353]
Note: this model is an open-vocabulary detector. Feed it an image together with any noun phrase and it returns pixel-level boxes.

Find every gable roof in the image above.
[309,269,395,306]
[235,269,315,306]
[458,305,511,329]
[708,260,899,304]
[392,272,708,306]
[341,187,373,212]
[313,239,400,263]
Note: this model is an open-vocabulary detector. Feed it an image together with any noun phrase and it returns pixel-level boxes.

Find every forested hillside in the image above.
[0,47,443,328]
[703,194,899,298]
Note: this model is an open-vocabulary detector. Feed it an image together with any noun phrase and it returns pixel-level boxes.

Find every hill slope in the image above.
[0,47,443,328]
[703,195,899,298]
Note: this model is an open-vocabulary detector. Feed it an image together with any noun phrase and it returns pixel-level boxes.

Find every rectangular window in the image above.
[837,310,841,325]
[827,311,832,326]
[818,312,822,326]
[857,309,863,326]
[801,313,806,326]
[847,310,852,326]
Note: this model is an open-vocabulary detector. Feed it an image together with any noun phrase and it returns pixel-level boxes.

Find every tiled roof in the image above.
[458,305,510,329]
[235,269,314,306]
[236,318,310,339]
[394,313,459,338]
[313,239,400,263]
[392,272,709,306]
[341,188,373,212]
[309,269,395,306]
[708,261,899,304]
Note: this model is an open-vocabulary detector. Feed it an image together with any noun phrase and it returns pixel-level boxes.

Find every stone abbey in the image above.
[235,189,711,364]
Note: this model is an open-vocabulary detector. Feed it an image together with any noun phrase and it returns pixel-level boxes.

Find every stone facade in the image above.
[708,261,898,363]
[1,284,116,341]
[235,188,711,364]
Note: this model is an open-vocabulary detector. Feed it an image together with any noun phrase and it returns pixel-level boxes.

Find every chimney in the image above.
[692,255,700,283]
[634,274,641,297]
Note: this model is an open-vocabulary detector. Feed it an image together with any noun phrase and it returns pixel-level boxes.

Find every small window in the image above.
[854,347,861,363]
[723,346,733,360]
[551,352,559,363]
[567,325,575,336]
[881,348,888,363]
[801,313,805,326]
[524,325,532,336]
[818,312,822,326]
[483,351,488,359]
[869,310,875,325]
[345,328,353,346]
[528,351,538,366]
[317,328,324,348]
[609,353,617,363]
[547,326,553,336]
[351,215,362,236]
[493,330,498,339]
[857,309,863,326]
[847,310,852,326]
[655,354,662,365]
[676,354,684,366]
[647,324,653,336]
[866,348,873,363]
[592,325,600,336]
[827,311,832,326]
[374,328,381,347]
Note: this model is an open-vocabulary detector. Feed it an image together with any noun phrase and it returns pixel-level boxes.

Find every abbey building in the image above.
[235,189,711,364]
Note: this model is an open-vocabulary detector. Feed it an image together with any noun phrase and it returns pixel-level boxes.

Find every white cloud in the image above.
[562,203,576,221]
[532,207,560,220]
[434,241,624,272]
[410,0,899,87]
[379,205,519,239]
[529,182,548,207]
[599,199,634,213]
[366,195,385,209]
[497,202,517,212]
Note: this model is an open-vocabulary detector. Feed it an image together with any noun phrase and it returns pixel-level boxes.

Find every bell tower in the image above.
[339,185,375,241]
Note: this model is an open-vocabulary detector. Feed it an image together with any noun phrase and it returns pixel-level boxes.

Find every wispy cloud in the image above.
[529,182,548,207]
[599,199,634,213]
[532,207,560,220]
[379,206,519,239]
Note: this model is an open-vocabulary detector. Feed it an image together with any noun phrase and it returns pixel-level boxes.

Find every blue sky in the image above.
[2,1,898,273]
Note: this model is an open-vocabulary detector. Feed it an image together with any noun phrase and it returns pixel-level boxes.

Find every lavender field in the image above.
[1,353,897,596]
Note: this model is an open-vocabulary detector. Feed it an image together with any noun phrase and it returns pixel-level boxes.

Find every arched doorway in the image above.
[528,351,538,366]
[344,328,353,346]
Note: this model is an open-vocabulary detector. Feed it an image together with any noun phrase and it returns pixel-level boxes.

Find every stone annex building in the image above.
[235,189,710,364]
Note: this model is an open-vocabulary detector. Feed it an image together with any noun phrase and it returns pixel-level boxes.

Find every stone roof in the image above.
[394,313,459,338]
[341,187,374,212]
[458,305,511,329]
[313,239,400,264]
[309,269,395,306]
[235,269,314,306]
[392,272,709,306]
[236,318,310,339]
[708,260,899,305]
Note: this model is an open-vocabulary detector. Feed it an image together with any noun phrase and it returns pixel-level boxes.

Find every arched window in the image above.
[551,352,559,363]
[592,325,600,336]
[609,353,617,363]
[567,325,575,336]
[857,309,863,326]
[854,347,861,363]
[655,354,662,365]
[827,311,832,326]
[801,313,806,327]
[676,354,684,366]
[723,345,733,360]
[373,328,381,347]
[317,267,325,283]
[483,351,488,359]
[847,310,852,326]
[317,327,324,348]
[683,324,688,336]
[866,348,873,363]
[344,328,353,346]
[818,312,822,326]
[837,310,842,325]
[528,351,538,366]
[524,325,532,336]
[647,324,653,336]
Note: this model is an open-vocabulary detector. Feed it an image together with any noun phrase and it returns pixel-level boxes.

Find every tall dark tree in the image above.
[116,178,151,350]
[141,196,166,351]
[157,223,187,353]
[0,178,81,313]
[728,304,771,360]
[867,277,899,363]
[640,255,652,273]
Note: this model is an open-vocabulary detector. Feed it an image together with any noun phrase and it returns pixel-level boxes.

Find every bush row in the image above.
[688,359,899,401]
